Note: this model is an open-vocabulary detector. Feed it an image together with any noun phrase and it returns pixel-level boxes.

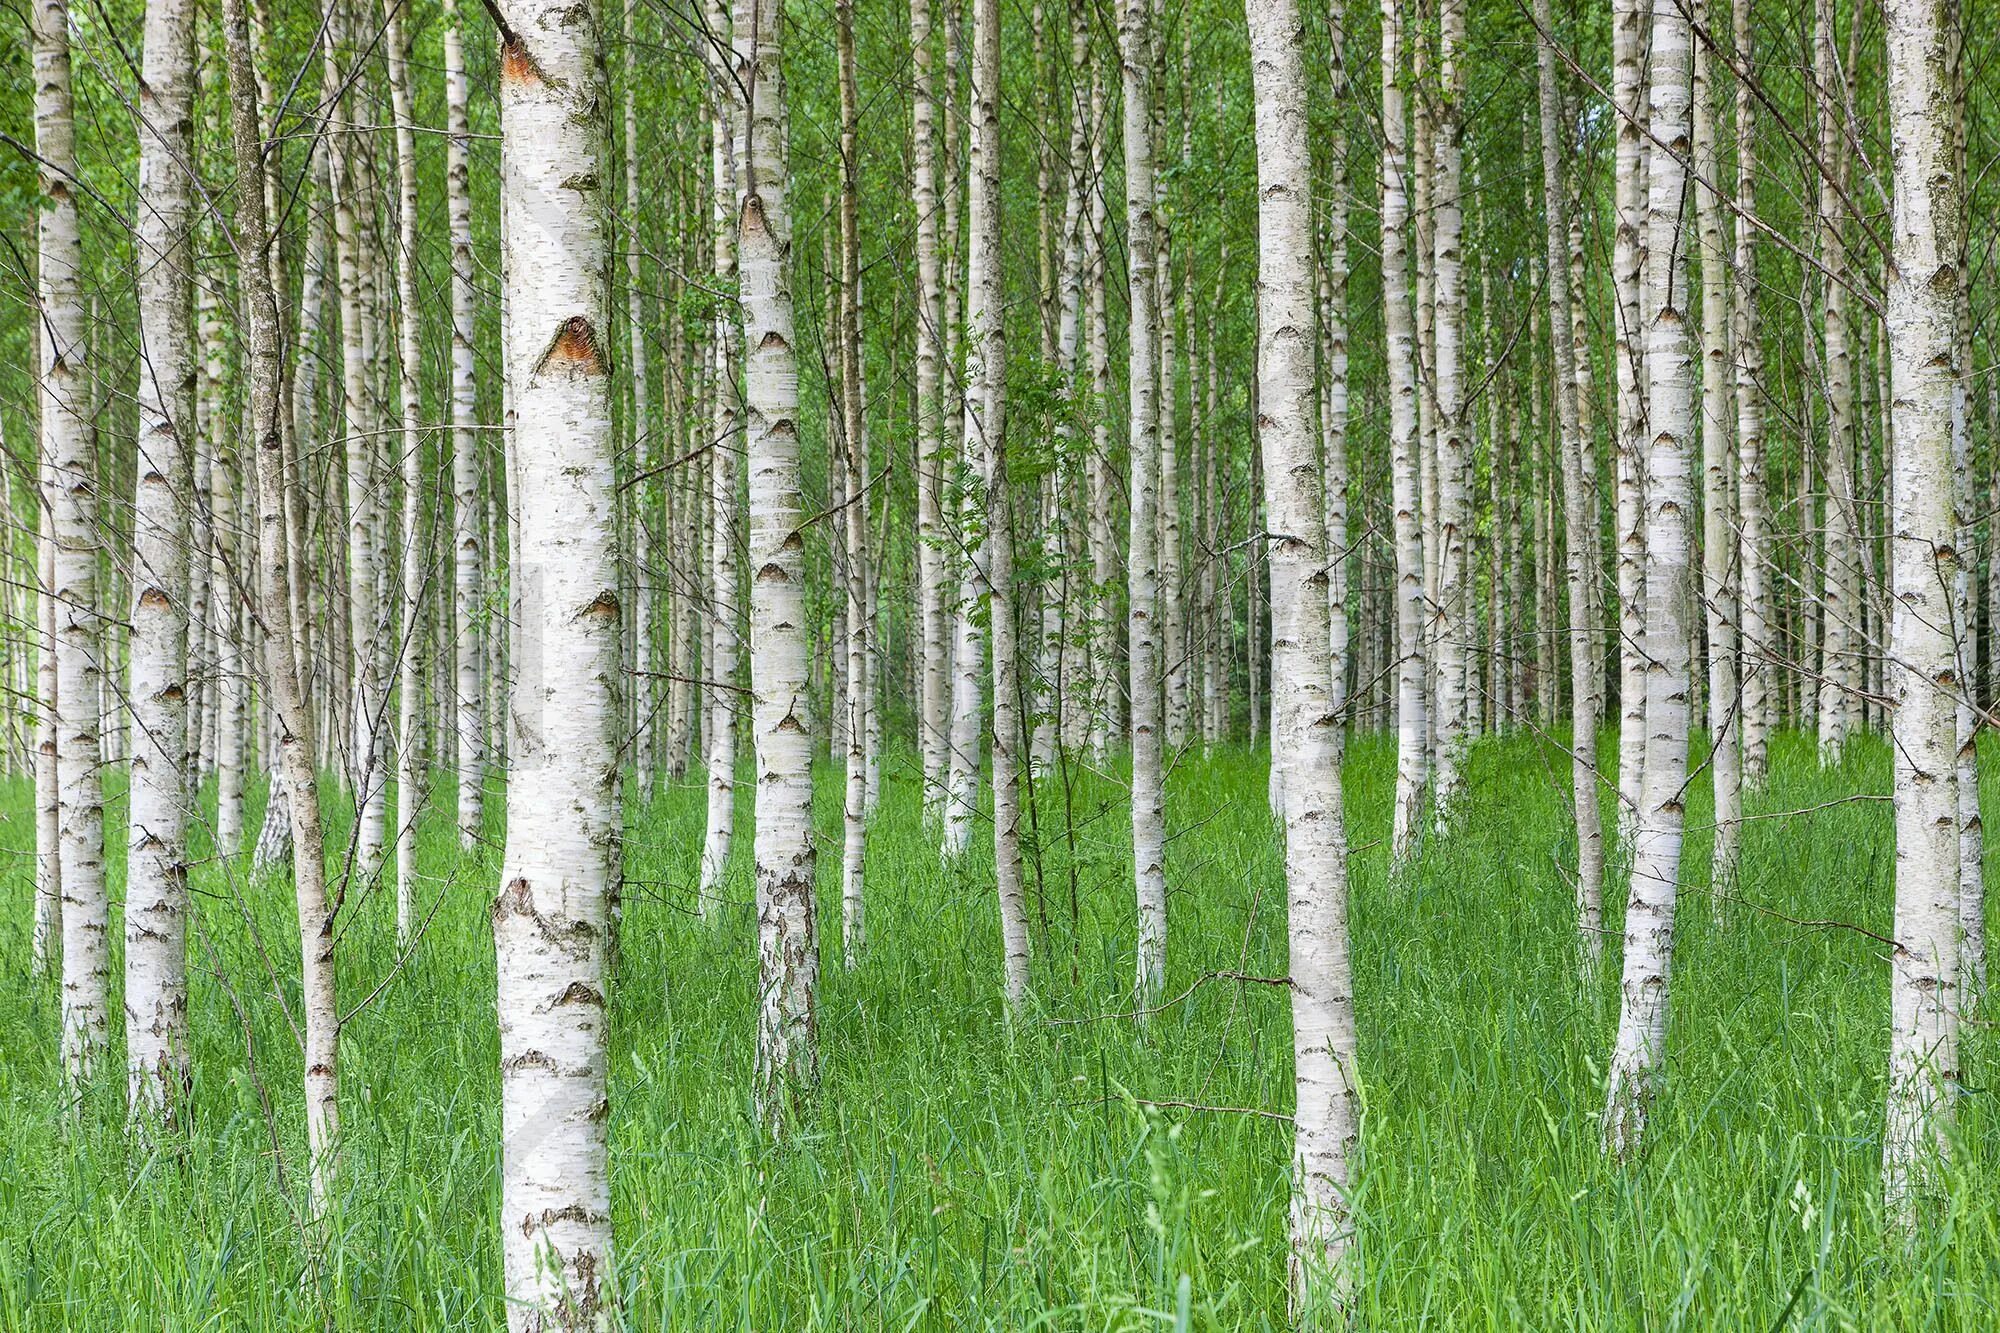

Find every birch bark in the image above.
[385,0,425,947]
[1245,0,1358,1303]
[1604,0,1694,1159]
[736,0,819,1129]
[1536,0,1605,968]
[493,0,621,1318]
[1120,0,1168,1006]
[220,0,338,1223]
[1881,0,1963,1229]
[127,0,197,1118]
[34,0,110,1084]
[447,0,485,847]
[1612,0,1648,839]
[699,0,743,913]
[1733,0,1770,786]
[1694,0,1740,883]
[1382,0,1426,864]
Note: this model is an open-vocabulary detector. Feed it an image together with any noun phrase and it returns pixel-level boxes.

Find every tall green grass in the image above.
[0,729,1992,1327]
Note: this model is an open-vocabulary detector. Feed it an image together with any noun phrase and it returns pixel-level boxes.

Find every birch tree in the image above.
[1535,0,1604,967]
[1611,0,1648,837]
[1881,0,1963,1230]
[1382,0,1426,863]
[1429,0,1471,827]
[386,0,426,947]
[965,0,1030,1006]
[34,0,110,1085]
[1733,0,1770,786]
[126,0,197,1119]
[737,0,819,1127]
[493,0,621,1318]
[1245,0,1358,1303]
[1120,0,1168,1005]
[1814,0,1862,761]
[699,0,743,915]
[912,0,951,818]
[447,0,486,848]
[1694,0,1739,883]
[218,0,338,1223]
[836,0,871,965]
[1604,0,1694,1160]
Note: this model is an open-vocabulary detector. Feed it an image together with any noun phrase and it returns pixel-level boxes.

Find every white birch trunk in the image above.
[1382,0,1426,864]
[1694,0,1739,883]
[386,0,426,947]
[447,0,486,848]
[964,0,1029,1006]
[1321,5,1351,725]
[1536,0,1605,968]
[1882,0,1963,1228]
[1604,0,1693,1159]
[34,0,110,1084]
[219,0,339,1223]
[1087,62,1118,758]
[1733,0,1770,787]
[1815,0,1862,761]
[912,0,951,818]
[1612,0,1648,841]
[326,18,387,876]
[836,0,871,966]
[126,0,197,1119]
[1429,0,1470,827]
[1120,0,1168,1006]
[493,0,620,1318]
[737,0,818,1128]
[699,0,743,914]
[34,480,59,973]
[1246,0,1358,1303]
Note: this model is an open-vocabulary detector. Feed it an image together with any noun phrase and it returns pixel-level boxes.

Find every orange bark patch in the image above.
[500,39,543,86]
[537,316,607,377]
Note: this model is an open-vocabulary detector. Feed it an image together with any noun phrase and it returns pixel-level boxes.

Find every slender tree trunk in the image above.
[1430,0,1471,827]
[1246,0,1358,1304]
[1053,1,1090,756]
[913,0,951,821]
[1382,0,1426,864]
[493,0,620,1318]
[959,0,1029,1005]
[1086,61,1118,758]
[1733,0,1770,787]
[126,0,197,1120]
[218,0,337,1225]
[700,0,743,914]
[1604,0,1693,1159]
[34,474,59,973]
[34,0,110,1085]
[1882,0,1963,1231]
[214,401,247,860]
[1322,4,1351,725]
[836,0,871,967]
[1949,39,1983,1001]
[1612,0,1648,841]
[1536,0,1604,970]
[327,15,386,878]
[446,0,485,848]
[386,0,426,947]
[1695,0,1739,884]
[1120,0,1168,1006]
[1815,0,1862,761]
[737,0,818,1130]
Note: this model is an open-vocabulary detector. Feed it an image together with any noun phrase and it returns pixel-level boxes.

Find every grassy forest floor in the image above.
[2,730,1997,1328]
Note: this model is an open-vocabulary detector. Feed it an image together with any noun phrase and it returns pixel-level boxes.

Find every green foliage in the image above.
[1,732,1996,1326]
